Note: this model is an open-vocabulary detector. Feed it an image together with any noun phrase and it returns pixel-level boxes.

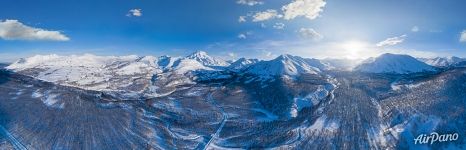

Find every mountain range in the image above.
[1,51,466,149]
[7,51,465,82]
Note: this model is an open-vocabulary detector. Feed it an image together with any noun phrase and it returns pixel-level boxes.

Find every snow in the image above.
[303,115,340,133]
[185,51,230,67]
[251,108,279,122]
[172,59,214,74]
[388,114,441,149]
[420,56,465,67]
[391,82,426,91]
[291,84,332,117]
[31,89,64,109]
[355,53,436,74]
[165,77,196,87]
[31,90,43,98]
[115,62,150,75]
[304,58,333,71]
[228,58,259,70]
[42,93,64,109]
[157,55,178,70]
[244,54,321,77]
[6,54,161,92]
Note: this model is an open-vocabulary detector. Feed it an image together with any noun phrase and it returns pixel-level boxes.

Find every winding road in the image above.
[203,91,228,150]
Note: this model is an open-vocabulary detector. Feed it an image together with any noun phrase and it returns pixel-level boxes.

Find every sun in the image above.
[340,40,369,59]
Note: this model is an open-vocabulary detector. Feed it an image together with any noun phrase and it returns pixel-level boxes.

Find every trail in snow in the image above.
[203,91,228,150]
[0,125,27,150]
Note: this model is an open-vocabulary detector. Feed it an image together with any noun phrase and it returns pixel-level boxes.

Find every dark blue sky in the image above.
[1,0,466,62]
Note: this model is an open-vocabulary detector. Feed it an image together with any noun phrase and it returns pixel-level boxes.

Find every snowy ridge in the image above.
[228,58,259,70]
[171,59,214,74]
[7,54,159,92]
[5,52,231,94]
[419,56,466,67]
[185,51,230,67]
[355,53,436,74]
[6,52,447,93]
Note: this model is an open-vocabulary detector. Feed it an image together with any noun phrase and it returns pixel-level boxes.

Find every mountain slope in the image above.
[5,52,229,97]
[228,58,259,70]
[354,53,435,74]
[6,54,158,92]
[185,51,230,67]
[420,56,465,67]
[171,59,214,74]
[304,58,333,71]
[244,54,321,77]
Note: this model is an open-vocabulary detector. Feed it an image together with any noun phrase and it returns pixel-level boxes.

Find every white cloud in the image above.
[282,0,326,20]
[238,33,247,39]
[0,20,69,41]
[127,9,142,17]
[411,26,419,32]
[238,16,247,23]
[460,30,466,42]
[252,9,282,22]
[376,34,407,47]
[298,28,323,40]
[237,0,264,6]
[273,23,285,29]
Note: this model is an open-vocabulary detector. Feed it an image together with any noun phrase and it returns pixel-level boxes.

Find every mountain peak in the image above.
[244,54,321,77]
[186,50,208,58]
[185,51,229,67]
[355,53,435,74]
[276,54,294,60]
[421,56,465,67]
[228,58,259,70]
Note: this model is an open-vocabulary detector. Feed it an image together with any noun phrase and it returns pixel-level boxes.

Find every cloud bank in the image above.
[376,34,407,47]
[127,9,142,17]
[282,0,326,20]
[298,28,322,40]
[460,30,466,42]
[0,20,69,41]
[252,9,282,22]
[237,0,263,6]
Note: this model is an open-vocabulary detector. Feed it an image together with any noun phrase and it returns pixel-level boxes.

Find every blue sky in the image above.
[1,0,466,62]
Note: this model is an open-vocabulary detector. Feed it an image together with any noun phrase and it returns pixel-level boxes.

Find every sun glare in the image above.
[340,40,370,59]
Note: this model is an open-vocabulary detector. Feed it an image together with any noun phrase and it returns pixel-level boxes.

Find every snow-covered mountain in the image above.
[244,54,321,77]
[419,56,466,67]
[6,54,160,92]
[7,52,452,94]
[354,53,436,74]
[4,52,466,149]
[156,55,178,70]
[171,59,214,74]
[228,58,259,70]
[5,51,230,95]
[185,51,230,67]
